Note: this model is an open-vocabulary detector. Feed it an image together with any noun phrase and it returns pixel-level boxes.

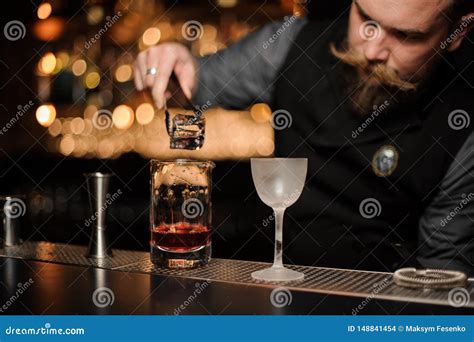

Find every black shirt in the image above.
[193,17,474,275]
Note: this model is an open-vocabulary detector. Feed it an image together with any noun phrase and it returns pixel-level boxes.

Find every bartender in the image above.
[134,0,474,275]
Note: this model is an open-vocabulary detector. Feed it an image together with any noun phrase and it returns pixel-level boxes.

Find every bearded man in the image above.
[135,0,474,275]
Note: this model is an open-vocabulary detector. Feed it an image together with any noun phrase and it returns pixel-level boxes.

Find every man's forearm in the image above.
[192,17,307,109]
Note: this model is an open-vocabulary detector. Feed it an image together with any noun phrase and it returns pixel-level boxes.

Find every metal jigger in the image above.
[85,173,113,258]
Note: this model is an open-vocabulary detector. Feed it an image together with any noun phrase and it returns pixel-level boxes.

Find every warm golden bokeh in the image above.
[38,52,56,75]
[36,104,57,127]
[112,105,135,130]
[84,72,101,89]
[37,3,53,20]
[115,64,133,83]
[47,106,274,160]
[136,103,155,125]
[71,117,85,135]
[72,59,87,76]
[31,1,291,160]
[142,27,161,46]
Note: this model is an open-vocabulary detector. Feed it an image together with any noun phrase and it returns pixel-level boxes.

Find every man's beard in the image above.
[330,42,422,116]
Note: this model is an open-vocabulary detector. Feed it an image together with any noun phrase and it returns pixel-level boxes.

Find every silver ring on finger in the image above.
[146,67,157,75]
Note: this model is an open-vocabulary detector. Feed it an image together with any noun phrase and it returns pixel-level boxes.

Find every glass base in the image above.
[151,244,211,269]
[251,266,304,282]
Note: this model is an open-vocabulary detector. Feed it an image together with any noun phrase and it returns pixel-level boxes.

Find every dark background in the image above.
[0,0,471,263]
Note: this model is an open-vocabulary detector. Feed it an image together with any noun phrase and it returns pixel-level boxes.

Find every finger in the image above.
[151,55,175,109]
[133,59,144,90]
[145,48,161,88]
[136,52,148,91]
[175,56,196,100]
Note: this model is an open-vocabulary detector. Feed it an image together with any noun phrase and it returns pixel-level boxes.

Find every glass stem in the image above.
[273,208,285,268]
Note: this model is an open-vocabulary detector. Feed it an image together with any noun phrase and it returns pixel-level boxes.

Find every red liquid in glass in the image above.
[151,222,211,252]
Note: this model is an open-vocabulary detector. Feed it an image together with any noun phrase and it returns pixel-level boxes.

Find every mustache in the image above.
[329,43,418,91]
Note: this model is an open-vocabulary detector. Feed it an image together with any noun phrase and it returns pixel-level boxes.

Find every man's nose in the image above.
[363,35,390,63]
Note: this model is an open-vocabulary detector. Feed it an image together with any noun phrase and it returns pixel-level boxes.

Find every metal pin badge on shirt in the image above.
[371,145,399,177]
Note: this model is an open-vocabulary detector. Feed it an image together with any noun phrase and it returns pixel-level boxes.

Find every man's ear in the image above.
[447,13,474,52]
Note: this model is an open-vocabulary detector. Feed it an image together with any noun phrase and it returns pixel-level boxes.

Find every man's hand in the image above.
[134,43,198,109]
